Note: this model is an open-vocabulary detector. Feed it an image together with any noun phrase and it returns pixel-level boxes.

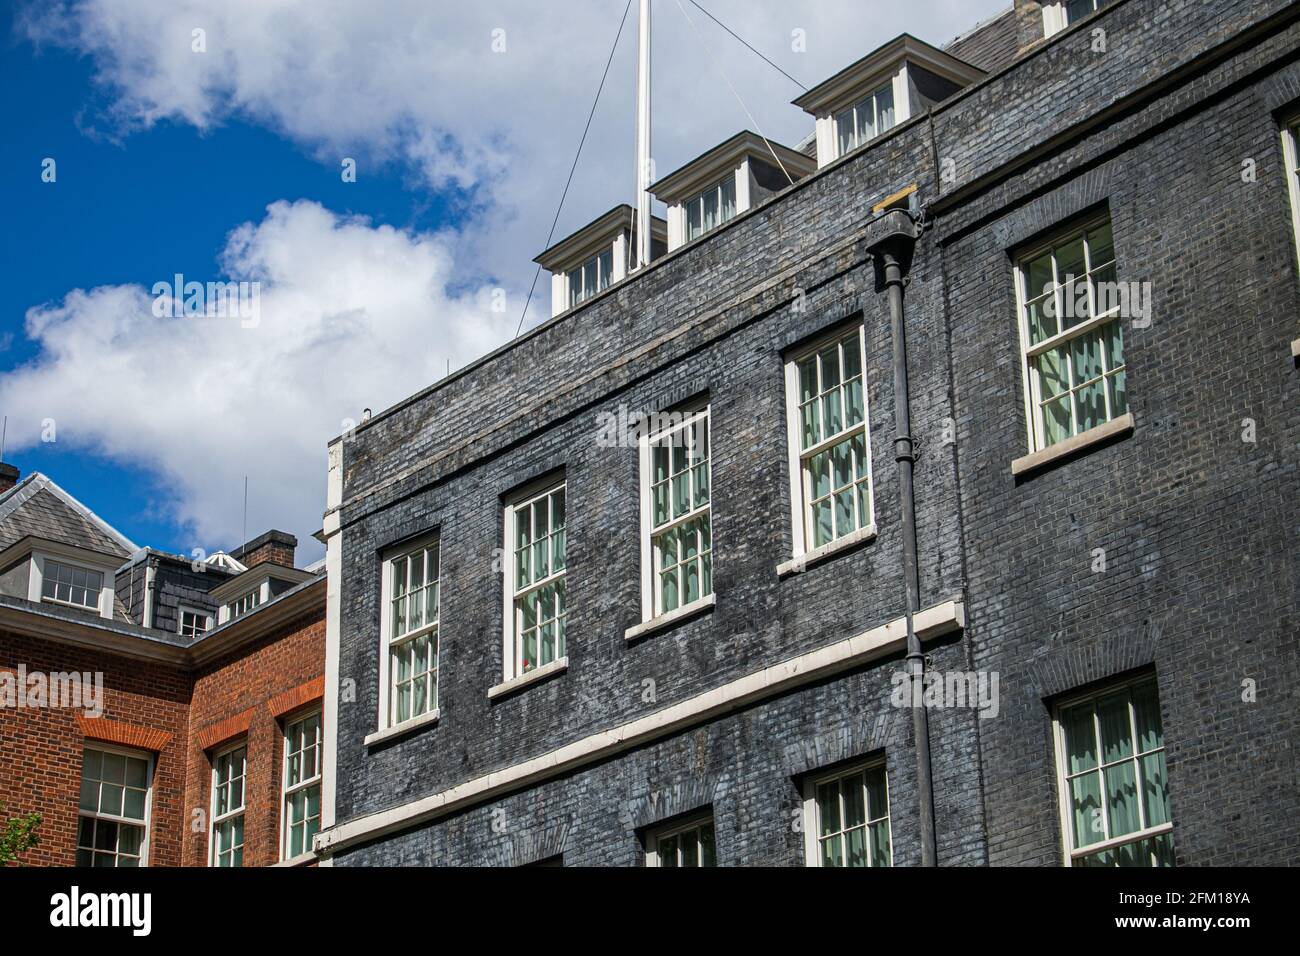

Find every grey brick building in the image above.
[313,0,1300,867]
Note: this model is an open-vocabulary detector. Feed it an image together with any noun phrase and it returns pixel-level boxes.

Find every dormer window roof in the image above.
[794,34,985,169]
[209,561,314,625]
[535,205,667,318]
[0,536,122,621]
[0,472,135,622]
[650,131,815,252]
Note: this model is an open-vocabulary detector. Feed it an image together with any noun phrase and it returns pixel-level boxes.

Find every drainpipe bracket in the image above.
[866,210,922,287]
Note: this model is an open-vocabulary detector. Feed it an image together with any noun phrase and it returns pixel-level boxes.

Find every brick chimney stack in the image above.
[0,463,19,494]
[230,530,298,569]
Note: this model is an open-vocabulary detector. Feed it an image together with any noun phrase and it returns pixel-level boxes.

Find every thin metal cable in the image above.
[515,0,635,339]
[674,0,796,186]
[686,0,806,91]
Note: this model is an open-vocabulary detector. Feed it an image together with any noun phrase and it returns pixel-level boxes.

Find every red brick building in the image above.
[0,468,325,867]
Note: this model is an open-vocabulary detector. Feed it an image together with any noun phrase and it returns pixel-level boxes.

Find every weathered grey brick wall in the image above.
[939,0,1300,865]
[328,0,1300,865]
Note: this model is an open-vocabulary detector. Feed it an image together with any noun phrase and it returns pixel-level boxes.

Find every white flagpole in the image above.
[635,0,652,270]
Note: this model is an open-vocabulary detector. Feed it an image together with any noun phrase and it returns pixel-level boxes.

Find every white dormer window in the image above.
[834,83,896,158]
[227,589,261,620]
[41,559,103,612]
[795,36,985,169]
[26,551,116,620]
[567,248,614,308]
[537,207,665,317]
[652,132,815,252]
[684,176,737,243]
[212,565,311,625]
[1043,0,1113,38]
[1065,0,1108,21]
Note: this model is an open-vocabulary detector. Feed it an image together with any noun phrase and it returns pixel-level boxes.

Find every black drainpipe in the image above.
[867,210,936,866]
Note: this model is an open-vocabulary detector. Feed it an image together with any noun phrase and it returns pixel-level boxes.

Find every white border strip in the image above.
[319,440,344,867]
[315,598,965,857]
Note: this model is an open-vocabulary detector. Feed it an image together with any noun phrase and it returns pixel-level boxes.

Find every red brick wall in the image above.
[182,610,325,867]
[0,594,324,868]
[239,543,295,569]
[0,631,190,867]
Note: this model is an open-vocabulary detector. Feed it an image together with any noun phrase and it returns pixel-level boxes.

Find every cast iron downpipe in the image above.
[868,211,936,867]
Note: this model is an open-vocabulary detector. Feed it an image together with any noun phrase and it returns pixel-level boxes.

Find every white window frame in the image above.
[501,480,567,684]
[225,585,263,622]
[31,552,112,617]
[1283,118,1300,279]
[802,758,893,868]
[209,741,247,867]
[683,174,738,243]
[1014,214,1126,454]
[1042,0,1112,38]
[177,604,212,638]
[638,403,713,623]
[783,325,875,559]
[377,534,441,733]
[645,810,717,867]
[280,709,323,862]
[833,82,897,159]
[76,744,154,867]
[813,66,911,168]
[567,247,615,308]
[1052,675,1174,867]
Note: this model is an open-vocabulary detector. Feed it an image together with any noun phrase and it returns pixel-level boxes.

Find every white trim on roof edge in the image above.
[0,472,137,554]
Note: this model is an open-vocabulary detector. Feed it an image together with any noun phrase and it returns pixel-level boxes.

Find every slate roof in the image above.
[0,473,137,559]
[0,471,324,645]
[944,7,1020,74]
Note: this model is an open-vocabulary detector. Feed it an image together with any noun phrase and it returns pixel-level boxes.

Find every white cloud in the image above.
[7,0,1010,554]
[0,200,510,556]
[20,0,1010,285]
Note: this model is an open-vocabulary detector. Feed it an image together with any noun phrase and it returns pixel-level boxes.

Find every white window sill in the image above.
[1066,821,1174,866]
[624,594,716,642]
[363,708,440,748]
[776,524,877,579]
[488,657,569,700]
[1011,413,1134,477]
[273,850,318,868]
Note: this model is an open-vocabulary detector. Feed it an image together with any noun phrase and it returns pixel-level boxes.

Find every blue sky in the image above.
[0,0,1007,562]
[0,3,471,555]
